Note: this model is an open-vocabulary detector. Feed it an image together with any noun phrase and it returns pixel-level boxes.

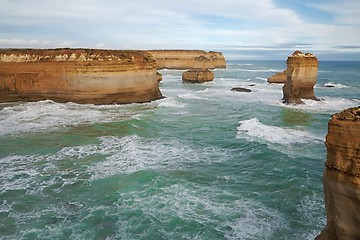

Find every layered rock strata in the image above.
[0,48,162,104]
[316,106,360,240]
[182,69,214,83]
[267,70,287,84]
[283,51,318,104]
[147,50,226,70]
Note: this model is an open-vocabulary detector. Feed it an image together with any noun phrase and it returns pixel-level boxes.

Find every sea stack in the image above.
[182,69,214,83]
[316,106,360,240]
[0,48,163,104]
[282,51,318,104]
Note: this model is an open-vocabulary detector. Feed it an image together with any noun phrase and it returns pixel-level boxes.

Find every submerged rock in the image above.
[182,69,214,83]
[316,106,360,240]
[282,51,319,104]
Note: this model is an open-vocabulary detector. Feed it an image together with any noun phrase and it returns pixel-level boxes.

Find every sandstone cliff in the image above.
[147,50,226,70]
[282,51,318,104]
[268,70,287,84]
[0,49,162,104]
[316,106,360,240]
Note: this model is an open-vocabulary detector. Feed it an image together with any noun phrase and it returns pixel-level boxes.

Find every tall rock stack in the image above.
[283,51,318,104]
[316,106,360,240]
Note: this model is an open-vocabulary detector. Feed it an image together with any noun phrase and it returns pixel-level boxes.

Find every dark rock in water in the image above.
[231,87,252,92]
[323,83,335,88]
[248,84,256,87]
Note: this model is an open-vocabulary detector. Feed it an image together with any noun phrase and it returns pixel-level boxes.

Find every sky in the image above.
[0,0,359,60]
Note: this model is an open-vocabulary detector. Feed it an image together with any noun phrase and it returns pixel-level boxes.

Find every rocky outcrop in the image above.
[0,48,162,104]
[182,69,214,83]
[147,50,226,70]
[268,70,287,84]
[282,51,318,104]
[316,106,360,240]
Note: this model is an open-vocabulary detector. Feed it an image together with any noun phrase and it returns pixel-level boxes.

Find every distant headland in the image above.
[0,48,226,104]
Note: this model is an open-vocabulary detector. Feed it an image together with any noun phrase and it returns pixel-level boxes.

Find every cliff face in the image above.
[316,106,360,240]
[283,51,318,104]
[0,49,162,104]
[147,50,226,70]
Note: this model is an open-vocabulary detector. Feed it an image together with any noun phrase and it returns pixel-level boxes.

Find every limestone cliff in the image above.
[268,70,287,84]
[0,48,162,104]
[282,51,318,104]
[147,50,226,70]
[316,106,360,240]
[182,69,214,83]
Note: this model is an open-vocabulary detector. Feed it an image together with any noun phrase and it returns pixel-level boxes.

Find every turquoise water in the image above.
[0,60,359,239]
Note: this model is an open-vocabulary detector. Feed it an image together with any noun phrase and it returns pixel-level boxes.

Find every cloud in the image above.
[0,0,359,60]
[333,45,360,49]
[0,38,73,48]
[308,0,360,25]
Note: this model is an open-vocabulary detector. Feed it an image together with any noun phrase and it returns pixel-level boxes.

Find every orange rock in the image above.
[282,51,318,104]
[267,70,287,84]
[316,106,360,240]
[147,50,226,70]
[182,69,214,83]
[0,49,163,104]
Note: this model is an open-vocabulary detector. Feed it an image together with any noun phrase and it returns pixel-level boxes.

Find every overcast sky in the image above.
[0,0,359,60]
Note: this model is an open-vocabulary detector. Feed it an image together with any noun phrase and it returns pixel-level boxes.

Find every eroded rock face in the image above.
[147,50,226,70]
[182,69,214,83]
[0,48,162,104]
[283,51,318,104]
[268,70,287,84]
[316,106,360,240]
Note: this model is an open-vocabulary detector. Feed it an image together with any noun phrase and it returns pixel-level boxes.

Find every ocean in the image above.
[0,60,359,239]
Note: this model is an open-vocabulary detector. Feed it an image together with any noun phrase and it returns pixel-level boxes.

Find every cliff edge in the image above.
[316,106,360,240]
[147,50,226,70]
[0,48,162,104]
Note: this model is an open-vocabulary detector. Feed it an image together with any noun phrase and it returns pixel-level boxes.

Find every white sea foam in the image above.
[116,183,283,239]
[282,97,360,114]
[0,100,155,136]
[255,77,268,81]
[237,69,283,73]
[237,118,322,145]
[88,135,228,179]
[316,82,349,89]
[0,135,230,195]
[157,97,186,108]
[178,93,208,100]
